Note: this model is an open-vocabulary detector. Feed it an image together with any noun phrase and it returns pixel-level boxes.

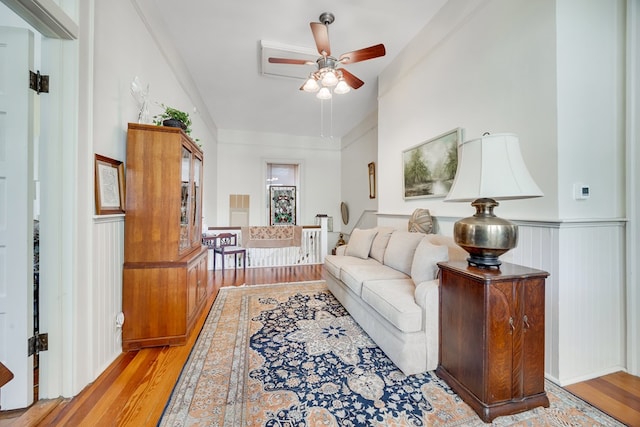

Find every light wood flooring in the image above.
[1,264,639,426]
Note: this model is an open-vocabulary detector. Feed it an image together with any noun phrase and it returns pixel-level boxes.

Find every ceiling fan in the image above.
[268,12,386,99]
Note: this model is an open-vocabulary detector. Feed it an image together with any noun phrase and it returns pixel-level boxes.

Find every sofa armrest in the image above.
[335,245,347,256]
[414,279,439,369]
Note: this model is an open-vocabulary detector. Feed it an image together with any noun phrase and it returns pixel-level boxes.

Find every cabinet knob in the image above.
[523,314,530,329]
[509,317,515,333]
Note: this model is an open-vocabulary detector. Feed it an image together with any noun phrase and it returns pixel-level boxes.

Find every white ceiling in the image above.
[148,1,448,138]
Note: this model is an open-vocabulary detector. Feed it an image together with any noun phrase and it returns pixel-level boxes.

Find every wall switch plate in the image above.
[574,183,590,200]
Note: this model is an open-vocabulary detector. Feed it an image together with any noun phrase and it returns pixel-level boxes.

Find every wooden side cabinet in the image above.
[122,123,209,351]
[436,261,549,422]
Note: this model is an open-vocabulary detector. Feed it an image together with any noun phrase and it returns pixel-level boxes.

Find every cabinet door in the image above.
[486,281,516,403]
[197,254,208,303]
[187,262,198,320]
[521,278,546,396]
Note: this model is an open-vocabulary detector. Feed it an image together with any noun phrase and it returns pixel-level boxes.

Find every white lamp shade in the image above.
[321,70,338,87]
[302,78,319,93]
[316,87,332,100]
[445,133,543,202]
[334,79,351,94]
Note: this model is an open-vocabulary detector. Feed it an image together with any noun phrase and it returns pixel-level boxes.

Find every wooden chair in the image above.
[203,233,246,273]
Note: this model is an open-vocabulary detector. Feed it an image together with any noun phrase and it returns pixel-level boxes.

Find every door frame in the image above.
[0,0,94,400]
[0,25,35,410]
[626,0,640,377]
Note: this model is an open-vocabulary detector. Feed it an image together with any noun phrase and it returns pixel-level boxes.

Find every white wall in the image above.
[378,0,558,221]
[92,0,218,224]
[215,129,341,227]
[340,110,378,233]
[626,0,640,378]
[556,0,626,219]
[92,0,217,172]
[373,0,629,384]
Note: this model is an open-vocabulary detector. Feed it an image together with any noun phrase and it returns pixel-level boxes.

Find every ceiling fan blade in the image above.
[340,69,365,89]
[268,57,311,65]
[310,22,331,56]
[339,44,386,64]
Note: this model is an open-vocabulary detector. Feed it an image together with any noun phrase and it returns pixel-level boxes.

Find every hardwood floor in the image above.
[1,264,639,426]
[566,371,640,427]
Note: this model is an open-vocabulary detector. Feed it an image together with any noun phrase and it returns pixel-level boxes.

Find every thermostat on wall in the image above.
[574,183,590,200]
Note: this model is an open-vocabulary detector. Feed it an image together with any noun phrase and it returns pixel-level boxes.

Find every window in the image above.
[266,163,299,224]
[266,163,298,187]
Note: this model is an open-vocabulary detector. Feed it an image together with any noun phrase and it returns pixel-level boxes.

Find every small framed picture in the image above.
[94,154,125,215]
[368,162,376,199]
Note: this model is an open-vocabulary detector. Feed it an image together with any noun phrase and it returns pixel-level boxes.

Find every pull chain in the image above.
[319,97,334,139]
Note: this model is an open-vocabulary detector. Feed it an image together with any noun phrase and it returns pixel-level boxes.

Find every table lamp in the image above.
[444,133,543,268]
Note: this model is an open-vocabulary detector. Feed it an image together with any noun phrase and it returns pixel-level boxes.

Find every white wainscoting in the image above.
[507,220,626,385]
[92,215,125,375]
[379,214,627,385]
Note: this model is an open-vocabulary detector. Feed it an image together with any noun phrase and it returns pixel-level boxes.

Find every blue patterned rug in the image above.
[159,282,624,426]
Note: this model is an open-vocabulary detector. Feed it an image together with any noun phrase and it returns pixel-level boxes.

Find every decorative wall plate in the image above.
[340,202,349,225]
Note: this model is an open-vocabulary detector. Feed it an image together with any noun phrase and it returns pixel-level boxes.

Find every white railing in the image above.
[205,218,328,270]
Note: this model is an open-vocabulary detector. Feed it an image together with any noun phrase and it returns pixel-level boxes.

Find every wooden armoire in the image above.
[122,123,208,351]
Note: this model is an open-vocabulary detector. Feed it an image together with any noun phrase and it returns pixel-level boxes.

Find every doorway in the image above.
[0,23,37,411]
[0,0,79,410]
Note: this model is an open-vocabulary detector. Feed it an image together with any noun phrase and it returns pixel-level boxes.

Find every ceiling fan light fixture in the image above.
[303,77,320,92]
[334,79,351,94]
[317,87,332,100]
[321,70,338,87]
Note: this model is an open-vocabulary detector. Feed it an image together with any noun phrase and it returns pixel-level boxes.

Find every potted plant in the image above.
[153,104,193,136]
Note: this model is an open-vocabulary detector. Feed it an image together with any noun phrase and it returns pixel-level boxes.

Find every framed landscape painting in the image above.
[269,185,296,225]
[402,128,462,199]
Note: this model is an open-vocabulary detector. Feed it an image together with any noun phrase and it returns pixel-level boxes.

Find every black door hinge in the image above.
[28,333,48,356]
[29,70,49,94]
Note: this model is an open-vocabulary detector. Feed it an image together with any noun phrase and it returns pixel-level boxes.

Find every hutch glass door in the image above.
[179,146,192,251]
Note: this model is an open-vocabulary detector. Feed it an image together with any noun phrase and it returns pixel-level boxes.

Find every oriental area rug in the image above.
[159,282,623,426]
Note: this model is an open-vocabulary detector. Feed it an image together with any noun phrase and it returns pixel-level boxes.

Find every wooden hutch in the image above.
[122,123,208,351]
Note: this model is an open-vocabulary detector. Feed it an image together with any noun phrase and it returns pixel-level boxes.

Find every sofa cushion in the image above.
[324,254,379,278]
[345,228,378,259]
[369,226,395,263]
[411,239,449,285]
[361,279,422,333]
[383,231,426,275]
[340,264,408,296]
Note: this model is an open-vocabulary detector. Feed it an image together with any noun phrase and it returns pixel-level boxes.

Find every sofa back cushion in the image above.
[383,231,425,275]
[345,228,378,259]
[369,226,395,263]
[411,239,449,284]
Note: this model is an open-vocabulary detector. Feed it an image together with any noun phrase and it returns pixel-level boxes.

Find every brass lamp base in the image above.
[453,198,518,268]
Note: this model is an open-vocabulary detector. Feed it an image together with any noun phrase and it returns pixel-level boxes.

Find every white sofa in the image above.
[323,227,467,375]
